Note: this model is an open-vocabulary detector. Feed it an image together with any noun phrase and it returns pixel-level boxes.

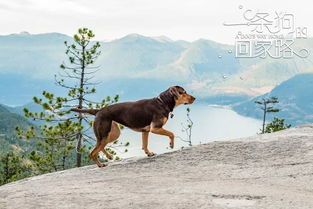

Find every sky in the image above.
[0,0,312,44]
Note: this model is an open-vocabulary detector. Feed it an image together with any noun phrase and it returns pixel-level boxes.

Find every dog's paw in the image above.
[97,163,107,168]
[169,142,174,149]
[106,154,113,160]
[146,152,155,157]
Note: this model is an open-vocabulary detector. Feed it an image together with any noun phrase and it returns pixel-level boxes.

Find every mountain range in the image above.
[1,32,313,105]
[0,104,34,152]
[0,104,31,134]
[233,73,313,126]
[0,31,313,125]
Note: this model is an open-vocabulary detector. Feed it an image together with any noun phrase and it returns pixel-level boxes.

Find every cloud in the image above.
[0,3,11,10]
[0,0,34,11]
[186,80,208,90]
[0,0,312,44]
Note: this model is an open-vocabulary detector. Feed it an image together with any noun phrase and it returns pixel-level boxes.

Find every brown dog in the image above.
[71,86,195,167]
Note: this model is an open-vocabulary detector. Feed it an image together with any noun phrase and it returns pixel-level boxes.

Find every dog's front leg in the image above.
[150,128,174,149]
[142,132,155,156]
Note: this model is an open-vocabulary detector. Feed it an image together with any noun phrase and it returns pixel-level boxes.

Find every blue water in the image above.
[109,103,262,158]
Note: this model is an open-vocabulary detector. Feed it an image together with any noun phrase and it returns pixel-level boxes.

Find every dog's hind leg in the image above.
[102,121,120,160]
[90,140,109,167]
[90,119,112,167]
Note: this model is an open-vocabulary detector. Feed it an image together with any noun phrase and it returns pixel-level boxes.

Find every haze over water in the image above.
[114,103,262,158]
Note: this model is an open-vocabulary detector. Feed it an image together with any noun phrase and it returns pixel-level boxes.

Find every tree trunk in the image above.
[4,155,9,184]
[76,127,82,167]
[76,44,86,167]
[262,104,267,134]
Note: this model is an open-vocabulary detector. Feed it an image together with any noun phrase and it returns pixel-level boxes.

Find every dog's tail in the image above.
[70,108,99,116]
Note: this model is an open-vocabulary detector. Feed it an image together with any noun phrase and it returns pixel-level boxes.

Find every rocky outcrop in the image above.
[1,125,313,209]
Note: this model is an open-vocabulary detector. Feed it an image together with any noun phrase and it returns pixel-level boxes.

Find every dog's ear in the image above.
[169,86,180,99]
[158,87,176,110]
[162,88,175,100]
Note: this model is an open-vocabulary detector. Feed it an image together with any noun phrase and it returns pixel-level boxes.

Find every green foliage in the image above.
[265,117,291,133]
[0,111,32,134]
[16,28,127,174]
[255,96,280,134]
[26,120,79,173]
[0,106,37,164]
[0,151,32,185]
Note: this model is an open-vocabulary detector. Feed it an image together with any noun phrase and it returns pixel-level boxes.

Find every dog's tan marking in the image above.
[175,93,195,107]
[150,127,175,149]
[132,125,151,132]
[90,121,120,167]
[141,132,155,156]
[168,86,195,107]
[90,140,108,167]
[107,121,121,143]
[102,148,113,160]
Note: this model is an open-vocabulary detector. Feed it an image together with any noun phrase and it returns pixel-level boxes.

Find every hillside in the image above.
[1,125,313,209]
[0,104,33,152]
[233,73,313,126]
[1,32,313,105]
[0,104,31,134]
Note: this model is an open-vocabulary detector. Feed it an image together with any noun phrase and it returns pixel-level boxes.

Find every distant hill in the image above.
[2,102,42,116]
[1,32,313,105]
[0,104,32,133]
[233,73,313,126]
[0,104,8,113]
[0,104,34,152]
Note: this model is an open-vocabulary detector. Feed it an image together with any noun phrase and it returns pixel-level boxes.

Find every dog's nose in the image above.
[191,96,196,102]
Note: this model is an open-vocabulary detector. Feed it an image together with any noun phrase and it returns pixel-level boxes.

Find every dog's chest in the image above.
[131,125,151,132]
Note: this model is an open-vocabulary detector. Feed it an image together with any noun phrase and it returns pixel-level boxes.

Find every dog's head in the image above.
[158,86,195,110]
[169,86,196,106]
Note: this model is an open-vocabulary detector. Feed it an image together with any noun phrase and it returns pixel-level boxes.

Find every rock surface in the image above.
[1,125,313,209]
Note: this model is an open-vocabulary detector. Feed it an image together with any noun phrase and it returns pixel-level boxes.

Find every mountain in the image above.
[0,32,71,79]
[0,104,8,112]
[233,73,313,126]
[0,104,34,152]
[211,38,313,97]
[2,102,43,116]
[97,34,187,78]
[0,104,32,134]
[1,32,313,106]
[1,125,313,208]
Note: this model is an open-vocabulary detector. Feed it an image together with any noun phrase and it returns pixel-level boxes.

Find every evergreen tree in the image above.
[0,151,32,185]
[255,96,279,134]
[265,117,291,133]
[16,28,125,171]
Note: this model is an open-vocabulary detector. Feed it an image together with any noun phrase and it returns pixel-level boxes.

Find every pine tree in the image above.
[255,96,279,134]
[264,117,291,133]
[0,151,32,185]
[16,28,125,171]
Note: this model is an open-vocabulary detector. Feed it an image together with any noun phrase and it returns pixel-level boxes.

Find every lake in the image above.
[110,103,262,158]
